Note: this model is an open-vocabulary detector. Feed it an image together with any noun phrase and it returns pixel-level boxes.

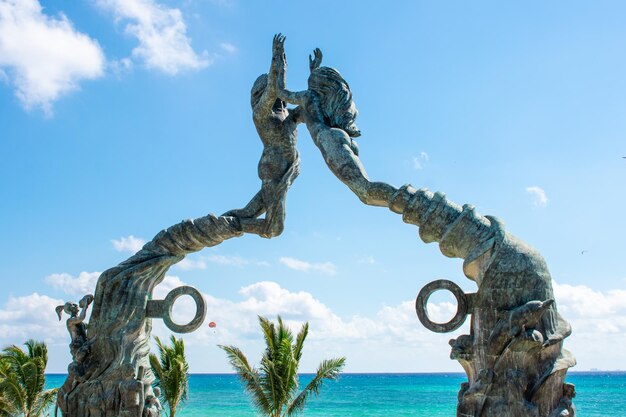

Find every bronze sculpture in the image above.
[57,35,575,417]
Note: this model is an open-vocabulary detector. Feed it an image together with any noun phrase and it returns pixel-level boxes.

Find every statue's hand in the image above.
[272,33,286,59]
[79,294,94,308]
[309,48,323,72]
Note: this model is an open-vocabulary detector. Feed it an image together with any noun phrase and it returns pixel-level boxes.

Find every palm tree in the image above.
[149,335,189,417]
[0,340,58,417]
[220,316,346,417]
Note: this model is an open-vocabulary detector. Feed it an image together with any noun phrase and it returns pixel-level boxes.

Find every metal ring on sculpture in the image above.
[415,279,469,333]
[146,286,207,333]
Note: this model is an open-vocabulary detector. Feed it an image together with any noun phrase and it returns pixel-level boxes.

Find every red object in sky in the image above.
[208,321,217,328]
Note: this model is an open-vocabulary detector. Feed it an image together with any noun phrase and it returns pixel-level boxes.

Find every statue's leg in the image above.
[261,179,286,238]
[238,218,266,236]
[222,190,266,218]
[315,128,396,207]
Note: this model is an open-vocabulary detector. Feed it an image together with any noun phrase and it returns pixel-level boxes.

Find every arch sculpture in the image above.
[57,35,575,417]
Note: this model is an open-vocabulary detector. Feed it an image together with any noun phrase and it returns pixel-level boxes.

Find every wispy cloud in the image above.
[95,0,210,75]
[412,151,429,170]
[206,254,250,267]
[109,57,133,77]
[0,0,105,113]
[111,235,146,253]
[176,257,207,271]
[279,257,337,275]
[45,271,100,296]
[173,253,269,270]
[525,185,548,208]
[219,42,237,54]
[357,256,376,265]
[209,0,235,7]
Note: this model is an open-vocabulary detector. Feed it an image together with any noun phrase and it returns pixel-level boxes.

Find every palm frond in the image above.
[223,317,345,417]
[150,335,189,417]
[0,375,26,416]
[0,340,54,417]
[219,345,271,415]
[285,357,346,416]
[259,316,277,358]
[30,388,58,417]
[293,323,308,362]
[24,340,48,366]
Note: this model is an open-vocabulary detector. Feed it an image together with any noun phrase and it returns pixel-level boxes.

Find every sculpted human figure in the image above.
[87,391,105,417]
[118,363,144,417]
[275,45,397,207]
[224,34,304,238]
[55,362,85,417]
[272,38,574,416]
[56,294,94,362]
[548,383,576,417]
[143,387,162,417]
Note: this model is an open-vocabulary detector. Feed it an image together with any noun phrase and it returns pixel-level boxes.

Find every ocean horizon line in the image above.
[45,370,626,376]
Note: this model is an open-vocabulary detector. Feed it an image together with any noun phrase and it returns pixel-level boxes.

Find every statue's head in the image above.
[251,74,285,112]
[122,363,135,379]
[153,387,161,397]
[56,302,79,320]
[564,383,576,399]
[307,66,360,138]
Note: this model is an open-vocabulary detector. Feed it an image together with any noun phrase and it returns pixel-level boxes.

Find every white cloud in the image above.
[10,277,626,372]
[153,275,186,299]
[164,280,463,373]
[219,42,237,54]
[206,253,249,267]
[554,281,626,321]
[173,253,269,271]
[412,151,429,170]
[426,301,459,324]
[525,185,548,208]
[279,257,337,275]
[0,0,105,113]
[7,268,626,373]
[176,257,207,271]
[45,271,100,296]
[95,0,210,75]
[551,281,626,370]
[0,293,66,341]
[111,235,146,253]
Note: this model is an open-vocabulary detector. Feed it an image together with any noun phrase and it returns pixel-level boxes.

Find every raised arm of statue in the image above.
[253,33,285,118]
[278,88,309,107]
[309,48,323,72]
[277,50,396,207]
[277,47,322,109]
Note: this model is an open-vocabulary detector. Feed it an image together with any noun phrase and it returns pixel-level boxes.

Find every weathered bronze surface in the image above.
[58,35,575,417]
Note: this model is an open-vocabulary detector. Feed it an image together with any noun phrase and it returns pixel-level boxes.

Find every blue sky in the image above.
[1,0,625,373]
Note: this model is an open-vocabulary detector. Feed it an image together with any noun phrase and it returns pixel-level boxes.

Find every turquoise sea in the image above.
[46,372,626,416]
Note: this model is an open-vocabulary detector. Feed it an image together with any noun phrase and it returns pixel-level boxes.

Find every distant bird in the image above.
[581,250,587,255]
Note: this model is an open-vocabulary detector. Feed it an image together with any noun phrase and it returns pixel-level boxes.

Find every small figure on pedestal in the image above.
[56,294,94,362]
[143,387,163,417]
[118,363,145,417]
[55,294,94,417]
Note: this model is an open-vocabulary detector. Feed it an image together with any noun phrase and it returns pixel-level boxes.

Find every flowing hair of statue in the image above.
[308,67,361,138]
